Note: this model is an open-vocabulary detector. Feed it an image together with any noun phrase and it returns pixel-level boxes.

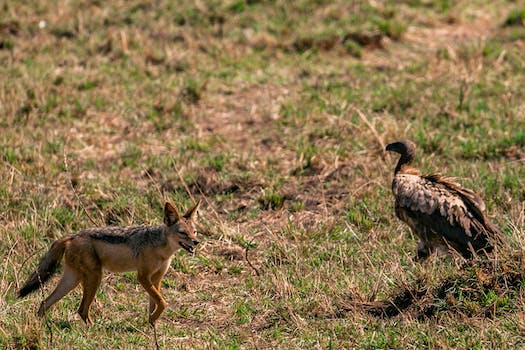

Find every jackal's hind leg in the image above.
[37,265,80,317]
[78,269,102,325]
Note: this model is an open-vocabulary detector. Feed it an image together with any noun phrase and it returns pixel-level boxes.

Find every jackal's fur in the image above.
[18,200,201,325]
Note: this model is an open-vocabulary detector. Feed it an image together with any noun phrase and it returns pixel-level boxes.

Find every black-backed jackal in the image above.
[18,200,201,325]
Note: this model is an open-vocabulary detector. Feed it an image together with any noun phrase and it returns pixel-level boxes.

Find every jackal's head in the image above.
[164,200,201,254]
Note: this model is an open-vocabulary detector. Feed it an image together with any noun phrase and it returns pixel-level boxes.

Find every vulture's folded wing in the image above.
[393,173,496,252]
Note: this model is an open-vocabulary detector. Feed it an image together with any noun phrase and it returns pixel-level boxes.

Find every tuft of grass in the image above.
[259,189,286,210]
[503,8,525,27]
[179,78,206,105]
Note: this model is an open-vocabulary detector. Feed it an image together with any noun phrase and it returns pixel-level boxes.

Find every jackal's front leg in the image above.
[138,271,167,324]
[148,262,170,316]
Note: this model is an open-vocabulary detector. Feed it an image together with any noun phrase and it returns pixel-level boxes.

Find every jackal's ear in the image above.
[183,198,202,220]
[164,202,180,226]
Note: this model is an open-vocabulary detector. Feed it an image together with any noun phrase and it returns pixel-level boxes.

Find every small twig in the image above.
[245,238,260,277]
[142,166,165,208]
[369,270,384,302]
[4,239,20,289]
[2,160,22,176]
[37,272,53,346]
[152,323,160,350]
[317,175,329,215]
[18,247,45,289]
[172,164,195,204]
[171,160,226,222]
[353,107,386,156]
[63,150,98,226]
[349,180,383,199]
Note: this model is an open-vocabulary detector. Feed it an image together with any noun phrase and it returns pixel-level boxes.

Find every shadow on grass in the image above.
[357,252,525,320]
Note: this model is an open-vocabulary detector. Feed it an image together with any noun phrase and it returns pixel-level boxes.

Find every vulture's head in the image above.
[386,140,416,158]
[386,140,417,173]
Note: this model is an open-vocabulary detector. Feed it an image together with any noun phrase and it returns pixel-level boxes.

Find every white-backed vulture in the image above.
[386,140,502,260]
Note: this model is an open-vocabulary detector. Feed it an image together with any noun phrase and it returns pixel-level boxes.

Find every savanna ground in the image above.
[1,0,525,349]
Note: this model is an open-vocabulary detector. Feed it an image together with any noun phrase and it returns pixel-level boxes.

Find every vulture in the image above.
[386,140,502,260]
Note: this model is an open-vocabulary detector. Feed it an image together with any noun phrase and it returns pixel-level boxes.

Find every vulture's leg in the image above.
[416,240,430,261]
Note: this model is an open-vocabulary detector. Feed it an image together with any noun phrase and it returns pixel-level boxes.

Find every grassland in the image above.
[1,0,525,349]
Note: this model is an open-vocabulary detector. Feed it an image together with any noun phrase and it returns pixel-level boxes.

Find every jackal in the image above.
[18,200,201,325]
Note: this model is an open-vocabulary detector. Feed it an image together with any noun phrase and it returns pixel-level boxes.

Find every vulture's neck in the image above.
[394,154,418,175]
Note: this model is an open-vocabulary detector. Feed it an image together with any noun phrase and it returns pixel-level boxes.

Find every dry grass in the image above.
[1,0,525,349]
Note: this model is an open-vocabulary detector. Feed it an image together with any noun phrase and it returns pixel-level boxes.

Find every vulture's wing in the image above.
[393,173,496,252]
[431,174,503,241]
[425,174,486,215]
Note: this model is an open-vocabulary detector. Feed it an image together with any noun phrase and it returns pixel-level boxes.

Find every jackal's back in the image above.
[82,225,167,257]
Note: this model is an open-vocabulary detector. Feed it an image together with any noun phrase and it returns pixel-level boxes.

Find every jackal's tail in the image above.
[18,238,67,298]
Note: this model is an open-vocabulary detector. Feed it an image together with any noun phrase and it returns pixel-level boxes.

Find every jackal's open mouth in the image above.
[179,242,195,254]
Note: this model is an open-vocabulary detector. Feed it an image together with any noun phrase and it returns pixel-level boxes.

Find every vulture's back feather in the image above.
[392,172,500,257]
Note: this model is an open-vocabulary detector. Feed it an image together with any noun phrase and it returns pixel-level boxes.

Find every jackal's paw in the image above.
[78,311,94,325]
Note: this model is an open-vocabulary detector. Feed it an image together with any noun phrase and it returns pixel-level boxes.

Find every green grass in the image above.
[1,0,525,349]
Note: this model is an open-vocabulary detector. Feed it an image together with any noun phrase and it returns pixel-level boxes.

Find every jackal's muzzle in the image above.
[179,239,199,254]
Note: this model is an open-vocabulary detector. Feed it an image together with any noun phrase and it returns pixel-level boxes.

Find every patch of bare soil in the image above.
[193,83,289,151]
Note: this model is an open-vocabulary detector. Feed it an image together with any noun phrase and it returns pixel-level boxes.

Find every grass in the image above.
[1,0,525,349]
